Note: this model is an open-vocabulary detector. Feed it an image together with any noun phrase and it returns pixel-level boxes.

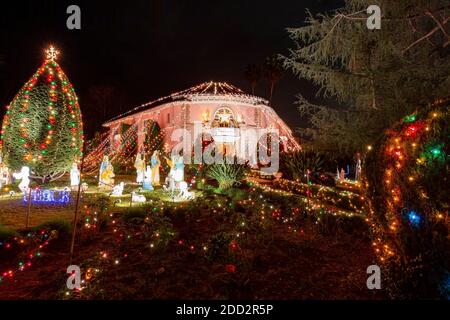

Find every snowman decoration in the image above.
[13,166,31,193]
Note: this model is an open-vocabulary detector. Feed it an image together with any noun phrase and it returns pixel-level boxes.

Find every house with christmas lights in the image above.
[102,81,300,155]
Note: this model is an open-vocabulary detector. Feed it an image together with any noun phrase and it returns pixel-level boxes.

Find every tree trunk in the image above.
[269,82,275,104]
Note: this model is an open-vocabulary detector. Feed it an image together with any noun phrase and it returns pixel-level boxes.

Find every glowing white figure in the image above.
[13,166,30,193]
[111,182,125,196]
[178,181,194,200]
[134,152,146,185]
[70,163,80,188]
[131,192,146,203]
[0,153,11,188]
[143,166,154,191]
[173,155,185,183]
[355,153,362,181]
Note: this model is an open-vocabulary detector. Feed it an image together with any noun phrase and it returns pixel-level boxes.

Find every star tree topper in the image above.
[45,46,60,61]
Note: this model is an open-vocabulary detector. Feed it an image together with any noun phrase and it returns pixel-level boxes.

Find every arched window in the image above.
[210,107,240,144]
[212,107,237,128]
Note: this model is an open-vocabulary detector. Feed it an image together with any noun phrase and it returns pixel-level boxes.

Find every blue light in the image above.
[439,273,450,299]
[408,211,422,227]
[23,189,71,204]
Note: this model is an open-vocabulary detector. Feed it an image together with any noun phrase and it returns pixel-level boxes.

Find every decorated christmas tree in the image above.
[0,46,84,182]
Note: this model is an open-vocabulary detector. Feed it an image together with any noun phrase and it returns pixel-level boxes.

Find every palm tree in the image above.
[244,64,261,95]
[263,55,284,104]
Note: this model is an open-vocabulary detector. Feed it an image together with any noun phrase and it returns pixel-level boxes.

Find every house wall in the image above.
[107,99,299,153]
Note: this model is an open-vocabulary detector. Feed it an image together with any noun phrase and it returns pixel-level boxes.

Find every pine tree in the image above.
[0,46,84,182]
[283,0,450,156]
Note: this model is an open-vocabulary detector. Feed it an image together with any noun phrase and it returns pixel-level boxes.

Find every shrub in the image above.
[205,232,234,262]
[91,195,112,214]
[280,150,324,181]
[35,219,71,235]
[122,207,149,225]
[144,214,176,250]
[83,194,113,231]
[223,188,247,201]
[207,164,248,190]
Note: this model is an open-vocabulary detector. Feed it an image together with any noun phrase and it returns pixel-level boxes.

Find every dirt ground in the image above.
[0,176,385,300]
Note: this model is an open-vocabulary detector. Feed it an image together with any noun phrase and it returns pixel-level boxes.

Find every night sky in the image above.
[0,0,343,137]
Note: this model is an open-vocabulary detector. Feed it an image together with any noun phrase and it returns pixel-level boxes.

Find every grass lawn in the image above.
[0,175,192,230]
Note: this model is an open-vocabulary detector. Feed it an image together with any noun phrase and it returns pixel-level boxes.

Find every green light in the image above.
[403,114,417,123]
[431,148,441,156]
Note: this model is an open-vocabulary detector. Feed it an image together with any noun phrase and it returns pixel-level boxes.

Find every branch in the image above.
[403,16,450,53]
[425,10,450,45]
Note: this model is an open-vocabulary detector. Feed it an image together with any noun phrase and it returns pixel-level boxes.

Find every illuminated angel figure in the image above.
[13,166,30,193]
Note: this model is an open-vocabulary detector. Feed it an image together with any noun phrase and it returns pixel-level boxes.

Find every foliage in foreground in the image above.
[54,186,371,300]
[365,100,449,299]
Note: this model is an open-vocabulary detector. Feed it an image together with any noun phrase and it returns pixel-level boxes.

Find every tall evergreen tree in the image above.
[0,46,84,182]
[283,0,450,156]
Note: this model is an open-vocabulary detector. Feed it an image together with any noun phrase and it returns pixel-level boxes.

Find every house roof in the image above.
[103,81,269,126]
